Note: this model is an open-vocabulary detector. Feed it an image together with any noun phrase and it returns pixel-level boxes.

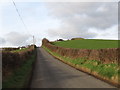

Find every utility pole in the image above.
[33,36,35,45]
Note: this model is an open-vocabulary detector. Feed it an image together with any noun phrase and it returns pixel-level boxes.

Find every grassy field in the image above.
[11,48,29,52]
[52,39,118,49]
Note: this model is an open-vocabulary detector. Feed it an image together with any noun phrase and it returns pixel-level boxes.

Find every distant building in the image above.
[71,37,84,40]
[57,39,64,41]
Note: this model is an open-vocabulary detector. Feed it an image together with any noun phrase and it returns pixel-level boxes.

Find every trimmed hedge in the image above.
[2,45,35,80]
[42,38,119,64]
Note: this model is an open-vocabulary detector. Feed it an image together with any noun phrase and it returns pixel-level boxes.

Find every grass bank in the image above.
[42,46,120,87]
[52,39,118,49]
[2,50,36,88]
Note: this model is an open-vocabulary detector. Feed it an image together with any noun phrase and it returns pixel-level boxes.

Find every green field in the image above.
[11,48,29,52]
[52,39,119,49]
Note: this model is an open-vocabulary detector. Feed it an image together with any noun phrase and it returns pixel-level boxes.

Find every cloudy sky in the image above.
[0,0,119,47]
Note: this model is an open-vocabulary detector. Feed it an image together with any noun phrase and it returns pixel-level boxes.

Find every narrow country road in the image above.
[30,48,116,88]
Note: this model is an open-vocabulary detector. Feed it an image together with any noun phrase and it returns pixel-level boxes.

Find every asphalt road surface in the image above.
[30,48,116,88]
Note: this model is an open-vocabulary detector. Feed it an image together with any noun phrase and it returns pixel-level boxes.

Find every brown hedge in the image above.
[42,38,119,64]
[2,45,35,79]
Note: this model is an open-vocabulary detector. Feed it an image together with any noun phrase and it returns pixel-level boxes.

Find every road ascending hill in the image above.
[30,48,116,88]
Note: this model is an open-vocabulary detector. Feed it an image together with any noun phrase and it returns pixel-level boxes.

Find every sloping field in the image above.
[52,39,118,49]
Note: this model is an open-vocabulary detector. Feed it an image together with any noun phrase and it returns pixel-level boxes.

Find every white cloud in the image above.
[1,2,118,47]
[46,2,118,40]
[0,0,119,2]
[0,37,6,44]
[89,25,118,40]
[2,32,32,47]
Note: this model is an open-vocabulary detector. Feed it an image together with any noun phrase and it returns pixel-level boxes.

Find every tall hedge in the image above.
[42,38,119,64]
[2,45,35,80]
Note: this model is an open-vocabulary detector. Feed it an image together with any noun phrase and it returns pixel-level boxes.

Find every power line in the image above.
[11,0,36,45]
[12,0,28,33]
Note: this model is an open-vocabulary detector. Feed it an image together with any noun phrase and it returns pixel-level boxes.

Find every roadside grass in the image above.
[42,46,119,82]
[3,52,36,88]
[52,39,118,49]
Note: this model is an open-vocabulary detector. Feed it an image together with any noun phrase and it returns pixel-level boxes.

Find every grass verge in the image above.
[42,46,120,86]
[2,50,36,88]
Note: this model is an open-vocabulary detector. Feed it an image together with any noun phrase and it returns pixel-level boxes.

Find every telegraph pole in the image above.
[33,36,35,45]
